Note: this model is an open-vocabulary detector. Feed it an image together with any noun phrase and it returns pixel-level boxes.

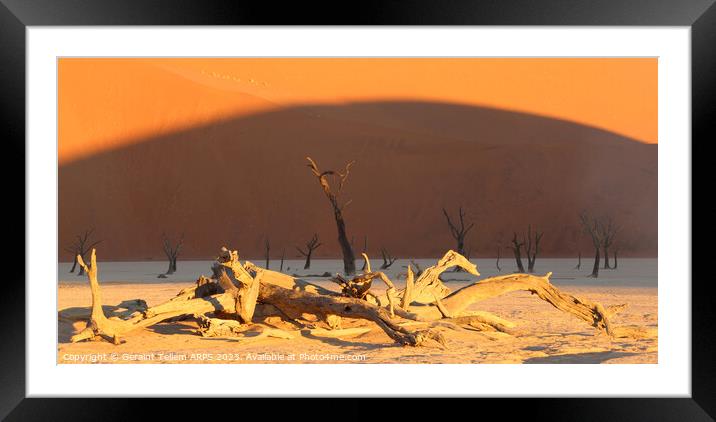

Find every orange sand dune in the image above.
[59,58,657,165]
[59,59,656,261]
[59,98,656,261]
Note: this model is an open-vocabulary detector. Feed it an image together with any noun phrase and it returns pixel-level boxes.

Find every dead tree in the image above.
[580,212,606,278]
[442,207,474,257]
[613,248,618,269]
[161,233,184,275]
[496,247,502,272]
[442,207,474,272]
[280,248,286,272]
[524,225,544,273]
[409,259,424,278]
[380,247,397,269]
[296,233,322,269]
[574,251,582,270]
[69,248,654,347]
[601,218,619,269]
[306,157,357,274]
[65,228,102,275]
[264,238,271,269]
[510,233,526,273]
[360,235,368,271]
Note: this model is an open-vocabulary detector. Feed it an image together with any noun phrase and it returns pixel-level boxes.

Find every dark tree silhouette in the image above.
[600,217,620,269]
[296,233,322,270]
[510,232,526,273]
[613,248,619,269]
[280,248,286,272]
[524,225,544,273]
[442,206,474,272]
[360,235,368,271]
[161,232,184,275]
[442,206,474,257]
[380,247,397,269]
[65,228,103,276]
[579,212,616,278]
[496,247,502,272]
[306,157,357,274]
[574,251,582,270]
[264,238,271,269]
[409,259,424,278]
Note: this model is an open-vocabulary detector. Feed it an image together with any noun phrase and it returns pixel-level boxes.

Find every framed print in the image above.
[2,0,714,419]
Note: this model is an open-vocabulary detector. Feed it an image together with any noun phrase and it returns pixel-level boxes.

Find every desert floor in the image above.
[57,259,657,364]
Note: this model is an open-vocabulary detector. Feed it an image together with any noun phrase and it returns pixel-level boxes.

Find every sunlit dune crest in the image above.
[59,58,657,164]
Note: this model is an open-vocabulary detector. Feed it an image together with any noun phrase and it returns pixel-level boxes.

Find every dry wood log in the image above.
[238,250,629,338]
[214,247,261,323]
[69,248,648,347]
[69,249,233,344]
[70,249,443,346]
[257,282,444,346]
[196,316,296,340]
[331,253,398,316]
[415,272,618,335]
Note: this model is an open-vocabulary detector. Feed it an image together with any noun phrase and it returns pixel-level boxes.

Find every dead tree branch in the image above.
[66,228,103,275]
[442,206,474,262]
[161,232,184,275]
[296,233,322,269]
[306,157,357,274]
[510,232,525,273]
[524,225,544,273]
[380,247,397,269]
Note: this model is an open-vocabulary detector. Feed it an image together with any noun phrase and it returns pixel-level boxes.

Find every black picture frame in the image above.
[1,0,712,419]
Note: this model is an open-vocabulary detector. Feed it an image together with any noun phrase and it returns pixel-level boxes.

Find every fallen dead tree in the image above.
[67,247,654,347]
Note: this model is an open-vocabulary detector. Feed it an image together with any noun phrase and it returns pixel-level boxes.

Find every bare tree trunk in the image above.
[511,233,525,273]
[589,248,600,278]
[574,251,581,270]
[264,239,270,269]
[162,233,183,275]
[335,208,356,274]
[524,226,542,273]
[598,216,618,271]
[380,247,397,269]
[613,250,618,269]
[166,259,176,275]
[579,212,612,279]
[303,250,312,269]
[67,228,103,276]
[306,157,357,275]
[297,233,322,270]
[280,248,286,272]
[360,235,368,271]
[603,247,611,269]
[514,251,524,272]
[442,207,474,273]
[496,247,501,272]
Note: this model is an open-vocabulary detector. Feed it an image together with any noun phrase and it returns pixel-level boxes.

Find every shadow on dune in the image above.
[147,322,198,336]
[523,351,639,364]
[300,330,384,350]
[57,299,148,343]
[59,100,657,261]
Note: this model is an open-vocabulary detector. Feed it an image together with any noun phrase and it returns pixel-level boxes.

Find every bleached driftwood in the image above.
[69,247,651,347]
[69,250,229,344]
